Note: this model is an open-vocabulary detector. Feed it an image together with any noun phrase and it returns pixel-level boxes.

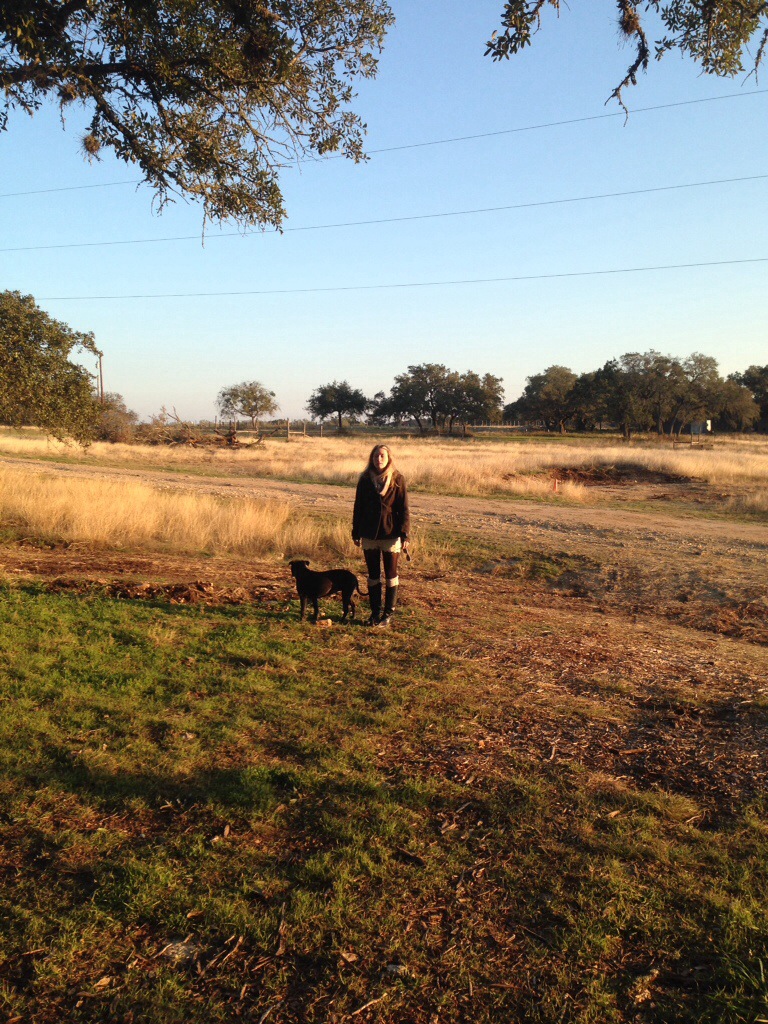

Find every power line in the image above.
[2,87,766,201]
[3,173,766,254]
[0,179,139,199]
[361,88,768,155]
[38,256,768,301]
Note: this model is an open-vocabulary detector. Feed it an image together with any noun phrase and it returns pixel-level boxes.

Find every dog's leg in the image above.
[299,594,307,620]
[343,586,357,622]
[312,597,320,623]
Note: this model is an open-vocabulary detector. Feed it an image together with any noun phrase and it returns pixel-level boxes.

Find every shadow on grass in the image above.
[26,744,302,813]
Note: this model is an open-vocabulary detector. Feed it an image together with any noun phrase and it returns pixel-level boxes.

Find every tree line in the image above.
[305,366,505,435]
[3,292,767,442]
[226,353,768,437]
[505,353,768,438]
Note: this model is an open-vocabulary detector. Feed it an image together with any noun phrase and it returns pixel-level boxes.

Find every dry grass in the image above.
[0,465,351,559]
[727,489,768,514]
[2,430,768,499]
[0,464,451,569]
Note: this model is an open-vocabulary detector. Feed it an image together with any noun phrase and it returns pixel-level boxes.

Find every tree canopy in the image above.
[504,350,761,437]
[306,380,368,431]
[216,380,278,427]
[0,290,100,443]
[505,365,577,434]
[4,4,764,227]
[97,391,139,442]
[371,363,504,434]
[486,2,768,109]
[731,365,768,430]
[1,0,392,228]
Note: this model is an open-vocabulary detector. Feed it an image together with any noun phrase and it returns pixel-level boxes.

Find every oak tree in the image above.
[731,365,768,430]
[486,2,768,110]
[1,0,393,228]
[306,380,368,431]
[506,364,577,434]
[0,289,100,443]
[216,380,278,428]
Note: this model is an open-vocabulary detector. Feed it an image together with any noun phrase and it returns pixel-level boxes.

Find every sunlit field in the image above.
[0,465,351,559]
[0,464,451,567]
[2,431,768,504]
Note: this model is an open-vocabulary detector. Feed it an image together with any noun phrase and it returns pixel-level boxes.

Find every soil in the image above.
[547,465,689,486]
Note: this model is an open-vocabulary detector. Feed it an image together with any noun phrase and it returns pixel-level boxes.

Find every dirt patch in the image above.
[551,465,689,486]
[42,576,290,607]
[475,553,768,645]
[400,569,768,820]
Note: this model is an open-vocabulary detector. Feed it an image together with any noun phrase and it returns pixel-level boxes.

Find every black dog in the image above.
[289,560,361,623]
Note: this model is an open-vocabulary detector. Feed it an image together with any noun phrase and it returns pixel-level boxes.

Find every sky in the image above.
[1,1,767,420]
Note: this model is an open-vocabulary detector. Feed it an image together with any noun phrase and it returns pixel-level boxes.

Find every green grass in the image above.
[0,583,767,1023]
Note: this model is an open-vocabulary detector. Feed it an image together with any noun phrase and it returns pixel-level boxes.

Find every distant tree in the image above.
[307,380,368,432]
[368,390,405,426]
[97,392,140,443]
[0,290,99,443]
[508,365,577,433]
[387,363,456,433]
[716,379,760,432]
[668,353,724,437]
[731,365,768,431]
[568,371,611,431]
[629,351,686,434]
[447,371,505,435]
[216,381,278,429]
[0,1,393,228]
[592,357,652,439]
[486,2,768,111]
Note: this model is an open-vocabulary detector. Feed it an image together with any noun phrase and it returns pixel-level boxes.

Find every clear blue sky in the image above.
[2,1,766,420]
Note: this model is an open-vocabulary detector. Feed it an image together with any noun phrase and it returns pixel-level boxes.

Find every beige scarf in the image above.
[369,465,394,497]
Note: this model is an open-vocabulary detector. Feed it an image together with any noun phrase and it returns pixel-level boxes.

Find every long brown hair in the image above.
[366,444,396,494]
[365,444,394,474]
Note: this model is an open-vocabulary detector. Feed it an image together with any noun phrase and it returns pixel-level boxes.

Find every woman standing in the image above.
[352,444,410,627]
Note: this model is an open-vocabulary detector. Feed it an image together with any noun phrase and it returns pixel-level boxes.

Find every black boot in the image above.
[377,583,398,628]
[367,581,382,626]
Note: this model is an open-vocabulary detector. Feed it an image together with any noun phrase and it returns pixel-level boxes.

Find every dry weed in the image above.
[0,466,336,559]
[0,465,450,569]
[2,431,767,500]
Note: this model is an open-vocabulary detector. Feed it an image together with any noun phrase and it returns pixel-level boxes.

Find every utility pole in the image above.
[98,353,104,404]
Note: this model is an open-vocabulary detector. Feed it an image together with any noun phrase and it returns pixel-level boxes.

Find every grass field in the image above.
[2,430,767,512]
[0,434,766,1022]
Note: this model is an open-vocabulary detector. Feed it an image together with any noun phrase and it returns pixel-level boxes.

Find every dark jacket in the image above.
[352,470,410,542]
